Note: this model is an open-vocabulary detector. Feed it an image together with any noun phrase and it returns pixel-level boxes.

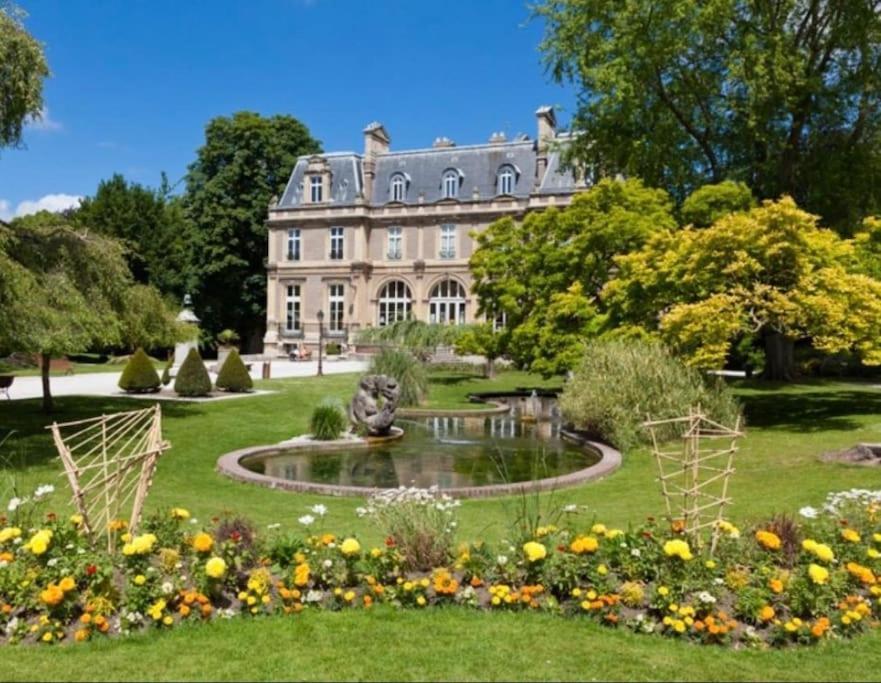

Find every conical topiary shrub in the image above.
[215,348,253,393]
[118,347,161,394]
[173,348,212,397]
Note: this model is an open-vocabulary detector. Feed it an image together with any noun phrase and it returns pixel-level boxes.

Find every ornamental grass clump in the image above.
[173,348,212,397]
[309,399,349,440]
[215,348,253,393]
[368,348,427,407]
[357,486,460,571]
[118,348,161,394]
[560,339,741,451]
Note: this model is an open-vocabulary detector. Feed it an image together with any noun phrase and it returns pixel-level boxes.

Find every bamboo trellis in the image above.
[48,405,170,552]
[644,408,743,554]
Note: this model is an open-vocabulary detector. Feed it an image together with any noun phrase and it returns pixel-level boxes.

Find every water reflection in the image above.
[242,415,597,490]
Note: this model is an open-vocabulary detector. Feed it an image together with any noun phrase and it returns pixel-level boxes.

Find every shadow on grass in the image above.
[0,396,205,471]
[740,385,881,432]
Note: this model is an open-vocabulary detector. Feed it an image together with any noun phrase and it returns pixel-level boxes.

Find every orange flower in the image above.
[363,595,373,608]
[755,530,782,551]
[769,578,784,594]
[759,605,775,622]
[79,613,92,625]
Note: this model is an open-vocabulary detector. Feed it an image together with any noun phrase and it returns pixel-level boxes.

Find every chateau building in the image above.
[263,106,586,357]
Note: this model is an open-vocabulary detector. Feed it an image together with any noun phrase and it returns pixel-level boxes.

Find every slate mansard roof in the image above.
[276,136,578,209]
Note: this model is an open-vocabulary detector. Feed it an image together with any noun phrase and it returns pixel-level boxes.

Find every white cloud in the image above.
[0,194,83,220]
[26,107,62,132]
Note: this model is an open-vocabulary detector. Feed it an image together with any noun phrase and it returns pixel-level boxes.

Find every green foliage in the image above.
[173,348,212,397]
[161,357,172,386]
[0,4,48,150]
[680,181,754,228]
[357,320,461,362]
[470,178,674,373]
[117,347,160,393]
[536,0,881,230]
[183,112,321,344]
[453,323,507,377]
[215,348,253,393]
[216,329,240,347]
[324,341,341,356]
[605,196,881,379]
[368,348,427,407]
[560,338,741,451]
[309,398,348,440]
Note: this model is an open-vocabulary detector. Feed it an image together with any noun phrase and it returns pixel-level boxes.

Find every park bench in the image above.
[0,375,12,399]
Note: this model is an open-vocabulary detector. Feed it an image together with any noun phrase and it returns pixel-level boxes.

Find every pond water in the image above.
[240,415,600,490]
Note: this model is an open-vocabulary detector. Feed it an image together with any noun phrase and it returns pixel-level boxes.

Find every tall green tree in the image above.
[537,0,881,230]
[0,212,182,411]
[0,3,48,151]
[469,178,675,374]
[604,197,881,380]
[75,173,195,297]
[183,112,321,348]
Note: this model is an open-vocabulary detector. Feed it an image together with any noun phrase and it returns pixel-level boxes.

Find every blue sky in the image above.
[0,0,575,220]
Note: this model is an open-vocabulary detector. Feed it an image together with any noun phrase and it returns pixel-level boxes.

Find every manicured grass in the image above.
[0,359,165,377]
[3,371,881,680]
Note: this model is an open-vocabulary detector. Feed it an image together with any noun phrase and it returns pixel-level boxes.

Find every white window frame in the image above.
[439,224,456,259]
[442,170,459,199]
[328,283,345,333]
[497,166,515,195]
[310,176,323,203]
[329,227,344,260]
[285,284,301,333]
[429,279,466,325]
[286,228,301,261]
[390,174,406,202]
[387,226,402,260]
[378,280,412,326]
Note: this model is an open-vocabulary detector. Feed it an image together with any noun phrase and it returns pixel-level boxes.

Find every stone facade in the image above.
[263,106,585,357]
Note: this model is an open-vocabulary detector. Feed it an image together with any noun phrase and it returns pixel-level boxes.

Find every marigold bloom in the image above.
[569,535,599,554]
[192,532,214,553]
[523,541,547,563]
[841,528,861,543]
[802,539,835,563]
[758,605,775,622]
[293,562,310,587]
[40,584,64,607]
[0,527,21,544]
[205,556,227,579]
[755,530,782,551]
[340,538,361,556]
[663,539,693,561]
[171,507,190,520]
[809,563,830,585]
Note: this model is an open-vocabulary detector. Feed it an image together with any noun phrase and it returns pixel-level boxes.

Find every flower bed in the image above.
[2,487,881,648]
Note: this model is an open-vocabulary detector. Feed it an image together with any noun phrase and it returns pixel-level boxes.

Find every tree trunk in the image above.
[762,332,794,382]
[40,353,54,413]
[485,357,496,379]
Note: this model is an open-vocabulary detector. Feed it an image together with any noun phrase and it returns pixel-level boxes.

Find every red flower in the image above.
[384,536,396,548]
[46,512,57,521]
[86,564,97,576]
[641,531,653,539]
[556,544,567,553]
[230,531,242,543]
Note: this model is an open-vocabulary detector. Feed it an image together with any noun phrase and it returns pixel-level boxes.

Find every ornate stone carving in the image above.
[349,374,401,436]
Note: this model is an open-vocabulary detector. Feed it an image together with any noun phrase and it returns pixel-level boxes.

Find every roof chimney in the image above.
[489,131,507,144]
[535,106,556,187]
[362,122,390,200]
[433,136,455,148]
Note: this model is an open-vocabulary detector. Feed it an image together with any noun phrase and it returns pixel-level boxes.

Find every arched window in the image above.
[389,173,406,202]
[429,279,466,325]
[497,165,516,195]
[378,280,412,326]
[442,169,460,199]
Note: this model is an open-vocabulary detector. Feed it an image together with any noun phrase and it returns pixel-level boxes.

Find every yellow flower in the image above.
[597,564,608,576]
[40,584,65,606]
[170,507,190,520]
[162,615,174,626]
[657,586,669,597]
[343,590,356,602]
[205,556,227,579]
[133,575,147,586]
[591,523,607,536]
[808,563,829,585]
[663,539,693,561]
[69,514,83,527]
[41,632,53,642]
[606,529,624,539]
[192,532,214,553]
[873,532,881,544]
[416,595,427,606]
[122,533,157,556]
[25,529,53,555]
[523,541,547,563]
[58,576,76,593]
[755,530,782,551]
[841,528,861,544]
[569,535,599,555]
[705,560,717,569]
[716,520,740,538]
[0,527,21,544]
[868,548,881,559]
[802,539,835,563]
[340,538,361,556]
[293,562,310,587]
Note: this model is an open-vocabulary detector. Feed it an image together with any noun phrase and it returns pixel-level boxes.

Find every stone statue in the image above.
[349,374,401,436]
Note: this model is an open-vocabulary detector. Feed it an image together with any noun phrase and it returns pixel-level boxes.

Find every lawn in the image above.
[2,370,881,681]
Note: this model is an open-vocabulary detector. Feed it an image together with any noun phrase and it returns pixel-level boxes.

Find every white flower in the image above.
[697,591,716,604]
[496,555,508,566]
[47,558,59,568]
[298,515,315,527]
[162,581,174,596]
[355,507,367,518]
[33,484,54,500]
[6,497,22,512]
[266,523,281,530]
[713,578,724,585]
[304,590,324,603]
[310,504,328,517]
[630,548,642,558]
[563,504,578,513]
[799,506,819,519]
[322,559,333,569]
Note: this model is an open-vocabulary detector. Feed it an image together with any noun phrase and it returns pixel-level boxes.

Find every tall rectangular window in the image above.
[387,227,402,260]
[285,284,301,332]
[329,284,345,332]
[329,227,344,260]
[310,176,323,203]
[286,228,301,261]
[439,224,456,259]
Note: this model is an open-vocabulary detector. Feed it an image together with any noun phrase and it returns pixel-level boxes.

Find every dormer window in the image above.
[442,169,460,199]
[390,173,406,202]
[310,176,323,203]
[497,165,516,195]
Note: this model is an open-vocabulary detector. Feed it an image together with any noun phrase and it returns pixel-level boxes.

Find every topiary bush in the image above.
[215,348,253,393]
[325,341,341,356]
[118,347,161,394]
[368,348,427,407]
[173,348,212,397]
[560,338,741,451]
[310,398,349,440]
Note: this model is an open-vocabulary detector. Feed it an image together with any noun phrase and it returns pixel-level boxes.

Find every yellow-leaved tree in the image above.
[603,197,881,380]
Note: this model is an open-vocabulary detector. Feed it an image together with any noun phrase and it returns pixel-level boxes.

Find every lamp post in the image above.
[316,309,324,377]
